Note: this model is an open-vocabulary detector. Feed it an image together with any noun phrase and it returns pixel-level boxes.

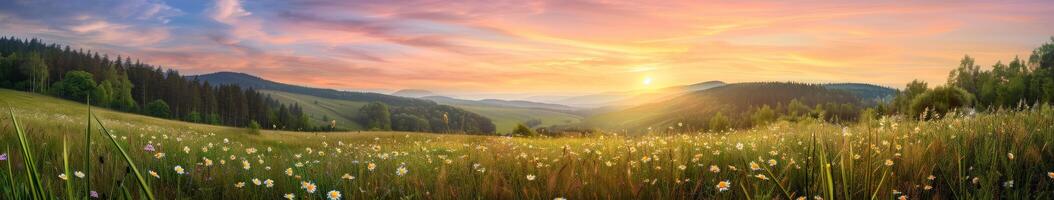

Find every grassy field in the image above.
[1,88,1054,199]
[262,89,582,133]
[260,90,367,130]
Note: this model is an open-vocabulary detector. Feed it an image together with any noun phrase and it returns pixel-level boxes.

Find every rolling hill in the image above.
[587,82,866,133]
[189,72,495,134]
[189,72,581,133]
[538,80,727,108]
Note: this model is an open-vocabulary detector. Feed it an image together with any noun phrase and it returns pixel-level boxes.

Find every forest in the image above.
[0,37,322,131]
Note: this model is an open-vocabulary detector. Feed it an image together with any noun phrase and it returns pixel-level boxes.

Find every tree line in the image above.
[888,37,1054,120]
[357,101,496,134]
[0,37,317,131]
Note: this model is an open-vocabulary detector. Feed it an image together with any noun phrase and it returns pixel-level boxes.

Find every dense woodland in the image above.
[0,37,316,131]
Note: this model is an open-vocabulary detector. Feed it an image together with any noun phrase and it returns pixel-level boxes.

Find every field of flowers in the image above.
[1,89,1054,199]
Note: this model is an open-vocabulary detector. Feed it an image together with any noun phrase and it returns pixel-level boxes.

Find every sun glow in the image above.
[643,76,653,86]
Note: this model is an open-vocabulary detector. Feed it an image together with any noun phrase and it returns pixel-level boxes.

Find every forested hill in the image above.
[587,82,867,133]
[189,72,428,107]
[0,37,315,131]
[189,72,497,134]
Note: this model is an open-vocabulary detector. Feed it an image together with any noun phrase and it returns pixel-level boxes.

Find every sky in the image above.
[1,0,1053,96]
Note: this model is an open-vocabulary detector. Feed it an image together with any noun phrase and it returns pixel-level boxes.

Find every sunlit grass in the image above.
[0,89,1053,199]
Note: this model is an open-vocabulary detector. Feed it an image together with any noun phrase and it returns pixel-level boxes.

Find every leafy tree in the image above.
[750,105,776,126]
[359,102,391,131]
[392,113,430,132]
[708,112,730,131]
[909,86,973,120]
[893,80,928,114]
[50,70,97,101]
[19,52,48,93]
[94,80,115,106]
[145,99,171,119]
[512,124,536,136]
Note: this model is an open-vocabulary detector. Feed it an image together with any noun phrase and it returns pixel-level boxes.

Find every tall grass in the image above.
[1,89,1053,199]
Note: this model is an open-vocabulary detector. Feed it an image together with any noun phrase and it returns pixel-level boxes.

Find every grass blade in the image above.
[84,97,92,198]
[9,110,46,200]
[92,113,156,200]
[63,136,75,200]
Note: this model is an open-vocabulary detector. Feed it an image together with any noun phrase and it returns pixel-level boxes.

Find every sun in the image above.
[642,76,653,86]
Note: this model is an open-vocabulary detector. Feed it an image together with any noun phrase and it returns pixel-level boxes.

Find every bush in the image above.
[910,86,973,119]
[145,99,171,119]
[50,70,97,101]
[512,124,536,136]
[247,120,262,135]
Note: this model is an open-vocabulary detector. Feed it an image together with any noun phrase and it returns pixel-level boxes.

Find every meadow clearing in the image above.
[2,88,1054,199]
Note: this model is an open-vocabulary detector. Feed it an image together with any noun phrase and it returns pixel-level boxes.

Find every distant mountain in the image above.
[422,96,577,111]
[391,89,435,98]
[546,80,726,108]
[188,72,496,134]
[587,82,864,133]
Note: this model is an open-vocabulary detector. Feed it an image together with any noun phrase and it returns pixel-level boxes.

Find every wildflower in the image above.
[144,144,155,152]
[284,193,295,199]
[74,171,85,178]
[342,173,355,180]
[301,181,317,193]
[605,161,614,167]
[242,160,251,170]
[90,191,99,198]
[750,162,761,171]
[234,182,245,188]
[396,166,408,176]
[1007,153,1015,160]
[252,178,262,186]
[367,163,376,171]
[327,190,342,200]
[286,168,294,176]
[1003,180,1014,188]
[923,185,932,190]
[971,177,980,184]
[768,159,778,166]
[149,170,160,178]
[927,175,936,181]
[264,179,274,187]
[678,165,687,170]
[716,180,731,191]
[174,165,185,175]
[59,173,68,180]
[755,174,770,180]
[554,198,567,200]
[1048,172,1054,180]
[154,152,165,159]
[527,174,536,181]
[203,157,213,166]
[183,146,190,154]
[0,153,6,161]
[898,195,908,200]
[884,159,894,166]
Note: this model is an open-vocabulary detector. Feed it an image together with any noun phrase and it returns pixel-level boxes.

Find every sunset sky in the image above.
[2,0,1053,95]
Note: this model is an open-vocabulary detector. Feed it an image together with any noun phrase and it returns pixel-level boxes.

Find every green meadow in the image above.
[2,88,1053,199]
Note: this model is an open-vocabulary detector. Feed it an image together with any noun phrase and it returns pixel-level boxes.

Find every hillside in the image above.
[189,72,495,134]
[544,80,726,108]
[587,82,863,133]
[258,89,367,130]
[390,89,435,98]
[823,83,897,102]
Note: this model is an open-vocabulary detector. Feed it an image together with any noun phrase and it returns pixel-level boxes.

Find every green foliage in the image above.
[523,118,543,128]
[18,52,48,93]
[359,102,391,131]
[750,105,777,126]
[50,70,97,101]
[248,120,262,135]
[94,80,114,106]
[893,80,928,114]
[708,112,730,131]
[909,86,973,119]
[512,123,536,136]
[145,99,171,118]
[392,113,430,132]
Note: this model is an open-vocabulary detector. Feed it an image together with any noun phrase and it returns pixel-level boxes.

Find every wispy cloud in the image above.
[1,0,1053,92]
